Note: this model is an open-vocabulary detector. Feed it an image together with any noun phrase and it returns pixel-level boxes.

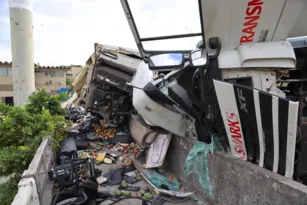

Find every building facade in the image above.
[66,65,82,81]
[0,61,77,104]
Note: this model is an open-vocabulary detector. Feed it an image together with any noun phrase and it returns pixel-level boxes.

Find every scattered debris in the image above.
[96,176,107,184]
[145,133,172,168]
[49,103,195,204]
[65,104,86,122]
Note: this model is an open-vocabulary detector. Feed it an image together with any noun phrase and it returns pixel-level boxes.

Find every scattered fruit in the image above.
[96,152,106,162]
[95,161,102,165]
[168,175,173,180]
[114,189,122,196]
[78,153,88,159]
[103,158,112,164]
[144,192,153,200]
[123,191,131,197]
[121,181,128,188]
[153,189,160,195]
[93,124,116,140]
[132,172,137,179]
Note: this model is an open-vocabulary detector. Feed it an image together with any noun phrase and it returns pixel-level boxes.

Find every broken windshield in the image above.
[123,0,203,54]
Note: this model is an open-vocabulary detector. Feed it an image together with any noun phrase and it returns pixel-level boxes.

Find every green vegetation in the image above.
[0,89,70,204]
[66,78,73,86]
[57,92,70,102]
[25,89,65,115]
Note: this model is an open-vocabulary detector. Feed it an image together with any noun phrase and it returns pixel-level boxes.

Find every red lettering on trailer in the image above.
[240,0,264,44]
[235,148,247,160]
[226,112,246,160]
[226,112,238,121]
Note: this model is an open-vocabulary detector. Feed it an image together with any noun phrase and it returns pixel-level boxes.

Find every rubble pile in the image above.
[48,105,195,205]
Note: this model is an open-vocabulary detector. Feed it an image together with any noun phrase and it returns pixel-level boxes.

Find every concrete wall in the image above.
[11,137,55,205]
[0,91,13,98]
[66,66,82,81]
[0,64,13,98]
[166,136,307,205]
[0,76,13,84]
[0,64,68,96]
[35,68,67,92]
[0,75,13,98]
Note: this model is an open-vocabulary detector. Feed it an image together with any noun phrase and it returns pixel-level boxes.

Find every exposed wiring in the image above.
[267,74,284,92]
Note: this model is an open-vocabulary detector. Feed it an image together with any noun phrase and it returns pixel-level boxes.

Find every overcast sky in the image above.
[0,0,138,66]
[0,0,201,66]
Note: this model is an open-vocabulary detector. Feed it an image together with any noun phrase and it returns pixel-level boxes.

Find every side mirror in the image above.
[189,49,208,68]
[148,53,185,71]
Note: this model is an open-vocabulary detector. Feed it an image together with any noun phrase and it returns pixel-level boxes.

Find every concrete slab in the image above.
[11,178,40,205]
[166,136,307,205]
[10,137,56,205]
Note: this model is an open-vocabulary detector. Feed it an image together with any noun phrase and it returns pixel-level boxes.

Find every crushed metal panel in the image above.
[86,43,142,65]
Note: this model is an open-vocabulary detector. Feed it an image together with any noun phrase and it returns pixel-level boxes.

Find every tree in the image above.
[25,89,65,115]
[0,91,70,204]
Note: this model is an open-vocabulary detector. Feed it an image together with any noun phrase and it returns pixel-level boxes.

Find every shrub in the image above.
[0,175,21,205]
[0,91,70,204]
[25,89,65,115]
[57,92,70,102]
[66,78,73,86]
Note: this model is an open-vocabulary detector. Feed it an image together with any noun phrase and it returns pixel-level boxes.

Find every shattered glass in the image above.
[143,169,181,191]
[185,135,222,196]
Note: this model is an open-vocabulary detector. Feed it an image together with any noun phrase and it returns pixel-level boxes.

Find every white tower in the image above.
[9,0,35,106]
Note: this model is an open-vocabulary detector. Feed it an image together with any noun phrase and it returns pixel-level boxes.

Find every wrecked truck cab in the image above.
[82,44,142,134]
[119,0,307,184]
[130,60,198,138]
